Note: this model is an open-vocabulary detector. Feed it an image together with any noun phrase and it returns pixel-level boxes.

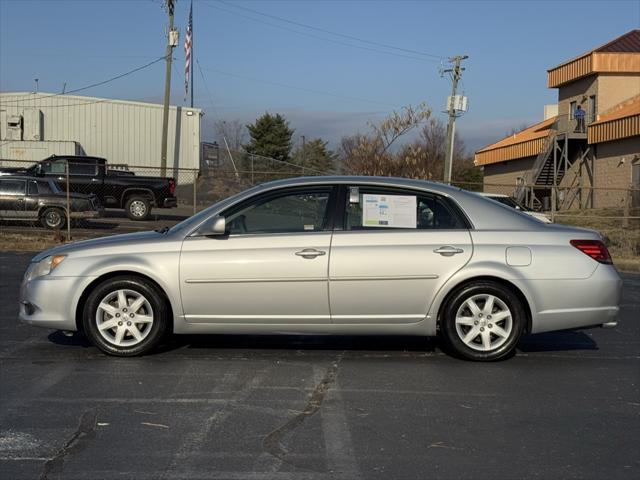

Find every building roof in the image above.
[588,94,640,144]
[547,30,640,88]
[474,117,556,166]
[595,29,640,53]
[592,94,640,124]
[0,92,203,113]
[474,96,640,166]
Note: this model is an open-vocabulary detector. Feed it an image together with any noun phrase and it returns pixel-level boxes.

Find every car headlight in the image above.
[24,255,66,282]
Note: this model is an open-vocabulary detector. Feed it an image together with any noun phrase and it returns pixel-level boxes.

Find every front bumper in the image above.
[19,275,96,331]
[163,197,178,208]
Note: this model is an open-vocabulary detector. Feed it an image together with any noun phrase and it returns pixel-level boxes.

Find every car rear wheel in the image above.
[125,196,151,221]
[40,207,66,229]
[440,281,526,361]
[83,276,169,356]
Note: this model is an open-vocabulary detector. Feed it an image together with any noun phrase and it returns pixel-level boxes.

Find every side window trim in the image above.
[221,185,338,236]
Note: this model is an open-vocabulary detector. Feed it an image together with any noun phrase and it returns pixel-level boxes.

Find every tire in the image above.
[40,207,66,229]
[125,196,151,221]
[83,276,169,356]
[440,281,526,361]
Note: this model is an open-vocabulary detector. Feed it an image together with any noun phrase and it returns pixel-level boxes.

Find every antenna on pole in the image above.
[442,55,469,184]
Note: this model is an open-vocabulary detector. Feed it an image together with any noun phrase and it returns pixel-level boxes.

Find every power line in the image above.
[0,56,167,105]
[200,2,440,64]
[216,0,447,60]
[198,63,396,108]
[196,59,221,122]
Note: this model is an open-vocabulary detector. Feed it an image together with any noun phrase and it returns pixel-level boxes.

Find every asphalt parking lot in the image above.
[0,252,638,480]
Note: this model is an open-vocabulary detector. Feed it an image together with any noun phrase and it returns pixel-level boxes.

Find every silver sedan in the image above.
[19,176,622,361]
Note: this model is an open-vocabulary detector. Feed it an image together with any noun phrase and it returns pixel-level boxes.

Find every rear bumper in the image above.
[530,264,622,333]
[162,197,177,208]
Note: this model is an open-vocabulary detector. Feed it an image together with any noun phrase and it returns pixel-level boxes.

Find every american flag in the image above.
[184,1,192,97]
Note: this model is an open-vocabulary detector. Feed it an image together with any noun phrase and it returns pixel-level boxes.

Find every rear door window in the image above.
[0,179,26,195]
[69,161,98,175]
[345,187,468,230]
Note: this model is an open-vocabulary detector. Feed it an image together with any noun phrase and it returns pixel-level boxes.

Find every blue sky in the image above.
[1,0,638,152]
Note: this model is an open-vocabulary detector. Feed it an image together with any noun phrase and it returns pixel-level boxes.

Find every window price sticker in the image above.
[362,194,417,228]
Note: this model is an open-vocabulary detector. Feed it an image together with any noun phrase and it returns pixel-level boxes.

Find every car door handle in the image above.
[295,249,326,259]
[433,246,464,256]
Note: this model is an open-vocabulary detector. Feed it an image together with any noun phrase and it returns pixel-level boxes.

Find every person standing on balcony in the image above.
[574,105,586,133]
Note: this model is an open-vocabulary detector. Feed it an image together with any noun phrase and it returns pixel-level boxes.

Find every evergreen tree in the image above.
[291,138,337,174]
[244,113,294,163]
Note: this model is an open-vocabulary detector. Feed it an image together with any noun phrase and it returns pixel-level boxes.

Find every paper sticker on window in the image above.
[362,194,417,228]
[304,224,315,231]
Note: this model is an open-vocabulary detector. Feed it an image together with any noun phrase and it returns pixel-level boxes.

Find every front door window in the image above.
[226,189,332,235]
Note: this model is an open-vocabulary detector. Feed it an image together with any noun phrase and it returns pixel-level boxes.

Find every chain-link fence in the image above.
[1,155,638,264]
[0,150,329,241]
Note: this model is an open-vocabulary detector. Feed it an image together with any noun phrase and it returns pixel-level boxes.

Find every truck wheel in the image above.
[125,196,151,221]
[40,207,67,229]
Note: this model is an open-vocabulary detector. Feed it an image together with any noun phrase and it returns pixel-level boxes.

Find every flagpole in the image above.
[190,0,194,108]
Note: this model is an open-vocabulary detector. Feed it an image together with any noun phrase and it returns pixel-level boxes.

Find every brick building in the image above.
[475,30,640,210]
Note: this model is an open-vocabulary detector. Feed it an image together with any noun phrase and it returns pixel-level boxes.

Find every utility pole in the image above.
[443,55,468,184]
[161,0,177,177]
[301,135,306,175]
[190,0,194,108]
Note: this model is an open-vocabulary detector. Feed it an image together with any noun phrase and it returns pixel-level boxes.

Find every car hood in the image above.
[32,230,172,262]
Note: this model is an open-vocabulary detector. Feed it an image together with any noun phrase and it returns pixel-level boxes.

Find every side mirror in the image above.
[196,215,226,236]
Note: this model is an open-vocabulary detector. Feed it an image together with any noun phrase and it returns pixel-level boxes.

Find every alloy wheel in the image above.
[130,200,147,218]
[95,289,154,347]
[454,294,513,351]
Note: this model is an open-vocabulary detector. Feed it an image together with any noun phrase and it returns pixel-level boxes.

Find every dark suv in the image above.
[0,176,102,229]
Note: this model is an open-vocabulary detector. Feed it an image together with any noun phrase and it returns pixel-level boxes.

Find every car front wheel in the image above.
[440,281,526,361]
[83,276,169,356]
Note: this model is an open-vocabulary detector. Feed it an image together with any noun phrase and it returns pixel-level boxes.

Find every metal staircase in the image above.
[514,123,557,206]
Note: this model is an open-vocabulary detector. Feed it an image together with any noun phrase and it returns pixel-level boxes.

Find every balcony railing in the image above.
[555,112,596,135]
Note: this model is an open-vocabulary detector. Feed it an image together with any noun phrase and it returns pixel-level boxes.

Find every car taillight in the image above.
[169,178,175,195]
[570,240,613,264]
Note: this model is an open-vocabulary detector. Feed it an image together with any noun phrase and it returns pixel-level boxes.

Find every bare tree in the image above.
[339,103,432,176]
[214,119,248,151]
[340,113,480,185]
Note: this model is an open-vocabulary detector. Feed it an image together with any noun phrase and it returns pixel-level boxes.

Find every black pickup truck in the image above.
[0,155,177,220]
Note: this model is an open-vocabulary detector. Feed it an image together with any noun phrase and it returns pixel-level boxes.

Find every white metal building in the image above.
[0,92,202,170]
